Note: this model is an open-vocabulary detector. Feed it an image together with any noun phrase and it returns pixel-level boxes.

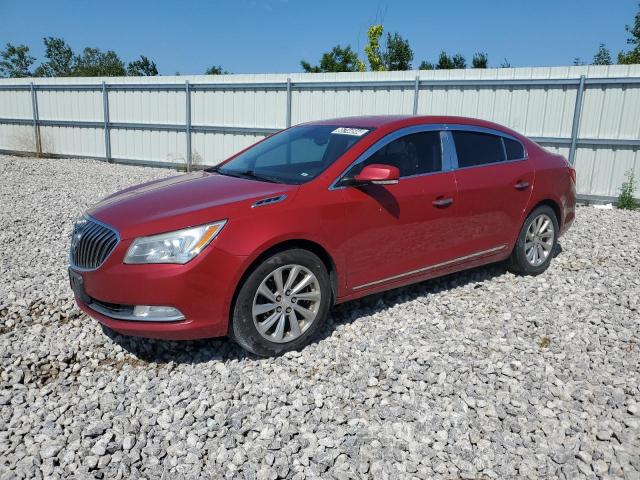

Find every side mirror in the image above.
[353,164,400,186]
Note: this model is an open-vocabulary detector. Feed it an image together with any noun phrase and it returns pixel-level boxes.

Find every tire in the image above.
[230,249,332,357]
[508,205,559,276]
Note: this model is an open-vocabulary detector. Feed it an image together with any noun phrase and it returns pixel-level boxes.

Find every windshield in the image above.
[214,125,372,184]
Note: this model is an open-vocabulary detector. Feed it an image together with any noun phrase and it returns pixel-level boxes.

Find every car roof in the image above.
[305,115,521,136]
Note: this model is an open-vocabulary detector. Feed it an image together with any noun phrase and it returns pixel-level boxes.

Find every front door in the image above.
[337,128,462,291]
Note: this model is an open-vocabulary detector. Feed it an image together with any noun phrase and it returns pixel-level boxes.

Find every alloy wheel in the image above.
[525,213,555,266]
[252,264,321,343]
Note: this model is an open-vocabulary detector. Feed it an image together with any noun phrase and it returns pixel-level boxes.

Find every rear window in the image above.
[452,131,505,167]
[504,137,526,160]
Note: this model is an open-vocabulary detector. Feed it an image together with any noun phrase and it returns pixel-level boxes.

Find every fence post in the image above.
[30,82,42,156]
[286,77,292,128]
[185,80,192,172]
[412,75,420,115]
[101,81,111,162]
[568,75,586,166]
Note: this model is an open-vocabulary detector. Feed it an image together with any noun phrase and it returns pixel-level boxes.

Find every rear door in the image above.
[448,127,534,255]
[337,126,462,290]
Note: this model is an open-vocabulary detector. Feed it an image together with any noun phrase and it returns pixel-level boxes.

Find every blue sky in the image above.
[0,0,637,74]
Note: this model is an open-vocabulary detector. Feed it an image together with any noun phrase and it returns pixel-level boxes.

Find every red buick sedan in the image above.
[69,115,576,356]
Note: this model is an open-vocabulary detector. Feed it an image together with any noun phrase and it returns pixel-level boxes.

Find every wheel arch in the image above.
[528,198,562,226]
[228,239,339,332]
[509,198,562,253]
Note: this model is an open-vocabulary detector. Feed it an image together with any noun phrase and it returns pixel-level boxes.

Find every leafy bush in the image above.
[617,170,638,210]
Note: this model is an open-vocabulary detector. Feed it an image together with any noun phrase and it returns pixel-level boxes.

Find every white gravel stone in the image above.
[1,155,639,479]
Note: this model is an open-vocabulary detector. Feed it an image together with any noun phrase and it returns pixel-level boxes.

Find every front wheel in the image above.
[508,205,559,275]
[230,249,331,357]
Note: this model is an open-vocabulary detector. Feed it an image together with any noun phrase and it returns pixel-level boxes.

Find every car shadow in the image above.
[105,242,563,365]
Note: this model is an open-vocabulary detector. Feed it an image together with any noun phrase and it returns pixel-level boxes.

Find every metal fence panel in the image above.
[38,125,104,157]
[291,86,414,124]
[109,128,187,165]
[0,66,639,201]
[36,89,102,122]
[0,124,34,151]
[191,88,286,129]
[0,89,32,119]
[580,83,640,139]
[574,146,640,199]
[108,89,186,125]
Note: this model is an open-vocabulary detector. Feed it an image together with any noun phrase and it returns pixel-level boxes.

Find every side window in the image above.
[343,131,442,181]
[452,131,505,167]
[504,137,526,160]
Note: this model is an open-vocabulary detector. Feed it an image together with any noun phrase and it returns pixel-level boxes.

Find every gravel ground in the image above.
[0,154,639,480]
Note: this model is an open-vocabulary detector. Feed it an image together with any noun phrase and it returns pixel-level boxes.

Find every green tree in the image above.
[617,50,639,64]
[383,32,413,70]
[592,44,612,65]
[419,60,435,70]
[452,54,466,69]
[364,25,413,71]
[205,65,229,75]
[435,51,466,69]
[364,24,385,71]
[301,45,365,73]
[472,52,488,68]
[500,58,512,68]
[436,51,454,69]
[573,57,585,66]
[34,37,75,77]
[618,3,640,64]
[73,47,126,76]
[0,43,35,77]
[127,55,158,76]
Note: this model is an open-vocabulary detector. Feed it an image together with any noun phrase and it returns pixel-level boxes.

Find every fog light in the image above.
[132,305,184,321]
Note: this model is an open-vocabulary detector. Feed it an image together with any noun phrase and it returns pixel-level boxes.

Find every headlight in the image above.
[124,220,226,264]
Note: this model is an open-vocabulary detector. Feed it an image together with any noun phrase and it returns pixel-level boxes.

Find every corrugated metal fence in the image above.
[1,65,639,202]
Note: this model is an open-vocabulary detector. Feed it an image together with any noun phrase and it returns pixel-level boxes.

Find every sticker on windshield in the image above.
[331,127,369,136]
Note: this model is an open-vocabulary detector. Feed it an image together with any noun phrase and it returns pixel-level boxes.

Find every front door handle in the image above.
[514,181,530,191]
[432,197,454,208]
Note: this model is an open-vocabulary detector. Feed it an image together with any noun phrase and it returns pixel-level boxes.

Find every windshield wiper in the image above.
[209,166,279,183]
[235,170,280,183]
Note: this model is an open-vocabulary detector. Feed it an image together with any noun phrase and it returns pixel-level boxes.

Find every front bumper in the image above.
[70,243,247,340]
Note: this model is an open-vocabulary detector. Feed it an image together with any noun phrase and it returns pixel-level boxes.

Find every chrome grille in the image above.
[69,217,119,270]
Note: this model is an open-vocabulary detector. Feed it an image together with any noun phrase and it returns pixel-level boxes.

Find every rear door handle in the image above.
[432,197,454,208]
[514,181,530,191]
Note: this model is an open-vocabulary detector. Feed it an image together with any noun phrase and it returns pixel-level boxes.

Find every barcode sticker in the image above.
[331,127,369,136]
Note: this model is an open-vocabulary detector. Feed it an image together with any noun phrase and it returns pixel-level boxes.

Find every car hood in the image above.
[88,171,297,239]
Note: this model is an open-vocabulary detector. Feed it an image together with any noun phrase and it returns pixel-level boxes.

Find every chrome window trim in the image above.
[329,124,449,190]
[352,244,507,290]
[68,215,121,272]
[329,123,528,190]
[441,130,458,171]
[501,137,508,161]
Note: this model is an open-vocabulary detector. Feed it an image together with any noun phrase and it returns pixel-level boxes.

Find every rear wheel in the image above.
[230,249,331,357]
[508,205,559,275]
